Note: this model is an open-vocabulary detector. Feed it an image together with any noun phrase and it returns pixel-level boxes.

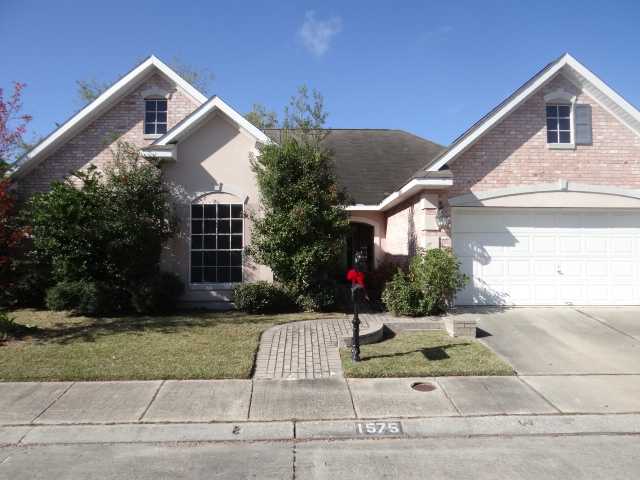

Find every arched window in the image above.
[190,193,244,284]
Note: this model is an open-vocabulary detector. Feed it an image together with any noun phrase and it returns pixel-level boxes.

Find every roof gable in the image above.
[11,55,207,178]
[149,96,271,146]
[425,53,640,173]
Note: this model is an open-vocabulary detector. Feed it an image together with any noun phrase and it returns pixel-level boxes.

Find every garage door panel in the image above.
[481,259,505,277]
[559,260,583,278]
[534,260,557,276]
[587,284,611,303]
[611,261,634,278]
[453,208,640,306]
[532,236,556,255]
[584,237,608,255]
[611,237,634,255]
[585,261,608,278]
[453,234,511,259]
[533,284,558,304]
[507,260,530,276]
[559,236,581,254]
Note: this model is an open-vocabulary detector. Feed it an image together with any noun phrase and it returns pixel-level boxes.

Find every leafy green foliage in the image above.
[26,142,178,314]
[248,137,349,310]
[410,248,469,314]
[45,280,128,316]
[382,249,468,316]
[76,78,110,104]
[381,270,425,316]
[76,58,214,105]
[0,310,35,341]
[245,84,326,142]
[233,281,296,314]
[130,272,185,315]
[245,103,279,129]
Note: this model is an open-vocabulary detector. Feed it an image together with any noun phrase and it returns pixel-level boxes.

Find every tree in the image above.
[245,103,279,129]
[0,82,32,164]
[245,84,327,142]
[248,90,348,310]
[168,57,214,96]
[283,85,327,133]
[76,78,110,104]
[0,82,31,306]
[26,141,179,313]
[76,58,215,104]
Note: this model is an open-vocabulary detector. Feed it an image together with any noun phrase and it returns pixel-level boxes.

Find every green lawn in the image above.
[341,331,514,378]
[0,309,331,381]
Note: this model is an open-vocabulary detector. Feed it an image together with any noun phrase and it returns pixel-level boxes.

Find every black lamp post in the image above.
[350,251,366,362]
[351,284,362,362]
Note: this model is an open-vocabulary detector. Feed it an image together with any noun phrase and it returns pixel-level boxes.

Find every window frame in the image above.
[188,201,244,289]
[545,102,575,149]
[144,98,168,137]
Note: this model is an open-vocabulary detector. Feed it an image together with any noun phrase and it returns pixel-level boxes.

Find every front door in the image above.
[347,222,374,272]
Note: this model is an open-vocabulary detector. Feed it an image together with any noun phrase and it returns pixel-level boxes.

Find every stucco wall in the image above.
[448,73,640,198]
[17,73,200,197]
[161,113,272,296]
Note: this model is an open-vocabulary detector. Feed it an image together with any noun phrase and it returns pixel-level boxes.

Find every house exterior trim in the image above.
[346,178,453,212]
[151,96,272,146]
[449,181,640,207]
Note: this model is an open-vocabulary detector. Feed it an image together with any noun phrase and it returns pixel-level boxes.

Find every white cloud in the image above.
[299,11,342,57]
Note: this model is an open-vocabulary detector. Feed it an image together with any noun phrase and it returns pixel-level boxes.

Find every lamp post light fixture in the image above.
[435,202,451,231]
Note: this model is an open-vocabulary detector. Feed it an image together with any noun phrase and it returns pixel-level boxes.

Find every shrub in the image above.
[410,248,468,315]
[295,281,337,312]
[233,281,296,314]
[25,141,176,313]
[130,272,185,315]
[381,249,468,316]
[367,261,406,303]
[381,270,425,316]
[45,280,128,316]
[0,311,16,341]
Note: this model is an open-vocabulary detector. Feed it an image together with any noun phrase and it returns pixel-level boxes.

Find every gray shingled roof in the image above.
[264,129,445,205]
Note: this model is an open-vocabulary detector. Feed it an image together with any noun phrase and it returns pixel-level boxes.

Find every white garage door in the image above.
[453,208,640,306]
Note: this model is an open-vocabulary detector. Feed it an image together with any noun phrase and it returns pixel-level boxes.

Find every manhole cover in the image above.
[411,382,436,392]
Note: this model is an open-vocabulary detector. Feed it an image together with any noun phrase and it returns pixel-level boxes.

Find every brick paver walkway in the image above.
[254,316,375,380]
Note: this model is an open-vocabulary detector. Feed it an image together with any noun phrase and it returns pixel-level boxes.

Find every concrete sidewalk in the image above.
[3,374,640,426]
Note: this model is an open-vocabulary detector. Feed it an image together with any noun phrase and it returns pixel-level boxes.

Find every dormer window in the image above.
[546,104,571,144]
[144,99,167,135]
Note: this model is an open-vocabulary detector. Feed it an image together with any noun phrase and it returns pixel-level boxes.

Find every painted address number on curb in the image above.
[355,421,403,436]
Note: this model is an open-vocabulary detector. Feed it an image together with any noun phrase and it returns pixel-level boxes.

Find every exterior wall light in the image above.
[435,202,451,231]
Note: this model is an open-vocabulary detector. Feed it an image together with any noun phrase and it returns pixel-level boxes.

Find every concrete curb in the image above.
[3,414,640,446]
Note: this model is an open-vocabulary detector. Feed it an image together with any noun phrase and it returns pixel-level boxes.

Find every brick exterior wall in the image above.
[17,73,201,197]
[370,72,640,264]
[447,73,640,198]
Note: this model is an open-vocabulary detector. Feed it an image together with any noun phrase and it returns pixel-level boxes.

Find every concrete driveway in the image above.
[471,307,640,375]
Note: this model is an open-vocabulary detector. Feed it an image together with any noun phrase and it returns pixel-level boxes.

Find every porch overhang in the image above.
[346,178,452,212]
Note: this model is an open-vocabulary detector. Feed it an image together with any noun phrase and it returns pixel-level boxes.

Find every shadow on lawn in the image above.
[360,343,470,362]
[12,310,302,346]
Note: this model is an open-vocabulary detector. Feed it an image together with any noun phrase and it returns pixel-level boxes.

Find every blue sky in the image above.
[2,0,639,147]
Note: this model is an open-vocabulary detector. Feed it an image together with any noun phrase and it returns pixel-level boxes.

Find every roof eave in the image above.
[346,178,453,212]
